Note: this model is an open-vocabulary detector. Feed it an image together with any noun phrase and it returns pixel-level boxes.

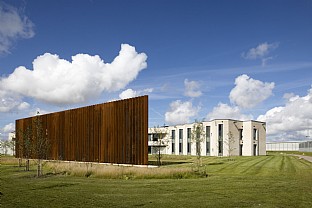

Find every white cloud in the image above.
[119,89,138,99]
[206,103,253,121]
[0,2,35,54]
[229,74,274,108]
[1,44,147,105]
[184,79,202,98]
[0,88,30,112]
[261,56,273,67]
[119,88,153,100]
[165,100,199,125]
[257,86,312,140]
[2,123,15,133]
[17,102,30,110]
[242,42,278,60]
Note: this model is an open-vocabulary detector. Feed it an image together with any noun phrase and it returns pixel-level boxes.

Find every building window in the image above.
[254,144,257,156]
[239,144,243,156]
[153,134,158,141]
[148,134,152,141]
[206,126,210,155]
[253,129,258,140]
[218,124,223,156]
[172,130,175,154]
[239,129,243,140]
[179,129,183,154]
[187,128,191,154]
[218,141,223,155]
[206,141,210,155]
[218,124,223,140]
[206,126,210,139]
[179,129,183,140]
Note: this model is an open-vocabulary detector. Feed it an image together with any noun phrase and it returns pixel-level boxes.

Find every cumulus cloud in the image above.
[2,123,15,133]
[0,44,147,105]
[257,86,312,139]
[229,74,275,108]
[165,100,199,125]
[206,103,253,121]
[119,88,153,100]
[184,79,202,98]
[0,2,35,54]
[242,42,278,60]
[119,89,138,99]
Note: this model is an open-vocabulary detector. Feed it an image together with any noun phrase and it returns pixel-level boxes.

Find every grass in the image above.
[267,151,312,157]
[1,153,312,207]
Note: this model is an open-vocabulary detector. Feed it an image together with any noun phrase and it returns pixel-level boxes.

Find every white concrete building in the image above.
[299,141,312,152]
[148,119,266,156]
[266,142,300,151]
[0,132,16,155]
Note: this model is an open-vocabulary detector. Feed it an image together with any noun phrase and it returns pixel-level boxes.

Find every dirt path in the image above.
[291,154,312,163]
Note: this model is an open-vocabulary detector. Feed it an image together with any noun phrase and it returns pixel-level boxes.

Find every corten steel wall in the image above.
[15,96,148,165]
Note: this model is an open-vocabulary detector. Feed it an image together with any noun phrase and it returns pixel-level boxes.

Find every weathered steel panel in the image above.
[15,96,148,165]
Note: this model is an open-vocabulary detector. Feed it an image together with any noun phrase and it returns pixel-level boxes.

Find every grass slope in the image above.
[1,153,312,208]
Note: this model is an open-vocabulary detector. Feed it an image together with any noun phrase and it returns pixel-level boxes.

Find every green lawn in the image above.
[1,153,312,208]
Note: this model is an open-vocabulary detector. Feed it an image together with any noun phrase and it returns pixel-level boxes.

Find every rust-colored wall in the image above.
[15,96,148,165]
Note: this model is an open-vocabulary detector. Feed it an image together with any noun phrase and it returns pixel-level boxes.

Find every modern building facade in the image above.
[266,142,300,151]
[299,141,312,152]
[15,96,148,165]
[149,119,266,156]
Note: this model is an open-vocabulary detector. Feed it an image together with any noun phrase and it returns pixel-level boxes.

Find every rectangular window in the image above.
[218,124,223,140]
[218,141,223,155]
[254,144,257,156]
[206,126,210,139]
[239,144,243,156]
[172,130,175,154]
[187,128,191,154]
[218,124,223,156]
[179,129,183,154]
[179,143,182,154]
[148,134,152,141]
[239,129,243,140]
[206,126,210,155]
[187,128,191,140]
[153,134,158,141]
[253,129,258,140]
[206,141,210,155]
[179,129,183,140]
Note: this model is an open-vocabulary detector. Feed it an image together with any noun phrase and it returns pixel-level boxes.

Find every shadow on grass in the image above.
[148,160,189,166]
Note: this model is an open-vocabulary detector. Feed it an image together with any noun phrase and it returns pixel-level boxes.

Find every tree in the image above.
[21,126,34,171]
[16,113,50,176]
[151,126,168,166]
[225,131,236,160]
[3,139,15,156]
[191,120,205,170]
[0,140,10,155]
[32,115,50,177]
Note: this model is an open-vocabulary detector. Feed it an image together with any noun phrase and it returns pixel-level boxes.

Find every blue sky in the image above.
[0,0,312,141]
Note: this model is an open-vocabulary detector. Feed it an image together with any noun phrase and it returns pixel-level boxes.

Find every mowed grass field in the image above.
[1,153,312,208]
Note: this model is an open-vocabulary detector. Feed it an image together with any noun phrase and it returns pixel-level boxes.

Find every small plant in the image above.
[191,120,206,171]
[151,126,169,166]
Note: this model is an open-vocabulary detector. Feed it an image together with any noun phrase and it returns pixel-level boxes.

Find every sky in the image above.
[0,0,312,142]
